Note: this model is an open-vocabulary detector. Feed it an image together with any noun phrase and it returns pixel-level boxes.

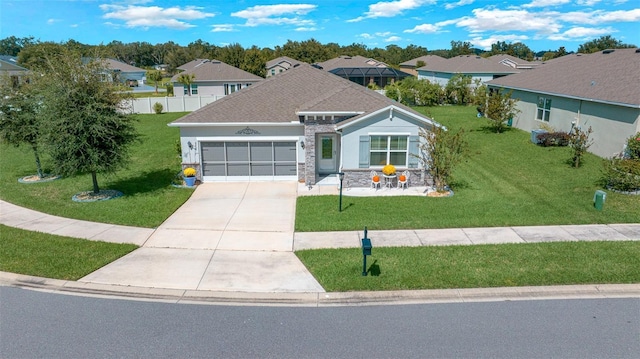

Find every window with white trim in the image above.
[370,135,408,167]
[536,97,551,122]
[224,83,243,95]
[191,84,198,95]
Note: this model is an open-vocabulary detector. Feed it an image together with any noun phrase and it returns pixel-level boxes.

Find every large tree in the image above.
[0,76,46,178]
[577,35,636,53]
[35,48,139,195]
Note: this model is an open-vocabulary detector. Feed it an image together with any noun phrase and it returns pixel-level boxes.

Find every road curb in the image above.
[2,271,638,307]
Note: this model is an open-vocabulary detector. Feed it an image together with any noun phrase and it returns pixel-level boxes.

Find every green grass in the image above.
[296,105,640,232]
[0,224,138,280]
[296,241,640,291]
[0,112,193,228]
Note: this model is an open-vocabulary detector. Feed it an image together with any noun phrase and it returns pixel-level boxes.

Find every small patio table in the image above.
[383,174,397,189]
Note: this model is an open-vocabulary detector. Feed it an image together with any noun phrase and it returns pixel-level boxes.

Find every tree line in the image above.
[1,35,635,78]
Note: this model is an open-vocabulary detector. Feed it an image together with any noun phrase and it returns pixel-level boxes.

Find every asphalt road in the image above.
[1,287,638,358]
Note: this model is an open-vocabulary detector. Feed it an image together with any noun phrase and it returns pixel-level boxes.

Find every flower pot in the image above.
[184,176,196,187]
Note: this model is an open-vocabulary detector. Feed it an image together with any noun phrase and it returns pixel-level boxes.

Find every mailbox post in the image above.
[361,226,372,276]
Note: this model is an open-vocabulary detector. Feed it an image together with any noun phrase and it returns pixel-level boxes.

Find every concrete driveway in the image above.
[80,182,325,293]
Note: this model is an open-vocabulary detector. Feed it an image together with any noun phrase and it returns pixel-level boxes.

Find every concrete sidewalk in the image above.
[2,184,640,301]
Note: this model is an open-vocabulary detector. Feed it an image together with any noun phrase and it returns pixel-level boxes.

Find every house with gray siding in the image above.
[487,48,640,158]
[169,63,440,185]
[171,59,263,97]
[265,56,303,77]
[417,54,519,86]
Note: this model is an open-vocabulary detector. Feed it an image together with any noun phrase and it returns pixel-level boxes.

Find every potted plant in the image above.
[183,167,197,187]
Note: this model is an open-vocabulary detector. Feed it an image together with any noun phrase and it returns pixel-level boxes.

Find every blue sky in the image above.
[1,0,639,52]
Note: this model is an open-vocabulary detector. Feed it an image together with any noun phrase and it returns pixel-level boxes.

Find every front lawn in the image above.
[296,241,640,291]
[296,106,640,232]
[0,224,138,280]
[0,113,192,228]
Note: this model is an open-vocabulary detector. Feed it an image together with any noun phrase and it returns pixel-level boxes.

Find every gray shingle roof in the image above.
[315,55,388,71]
[417,54,519,74]
[104,58,145,72]
[488,48,640,107]
[400,55,447,67]
[171,63,430,125]
[177,59,209,71]
[265,56,303,70]
[170,60,263,82]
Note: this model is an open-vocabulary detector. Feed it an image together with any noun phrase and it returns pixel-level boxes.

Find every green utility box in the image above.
[594,190,606,211]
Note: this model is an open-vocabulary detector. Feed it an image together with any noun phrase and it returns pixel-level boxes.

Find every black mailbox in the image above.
[362,238,372,256]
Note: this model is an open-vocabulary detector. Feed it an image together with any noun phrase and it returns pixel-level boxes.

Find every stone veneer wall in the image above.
[339,169,431,189]
[304,120,337,185]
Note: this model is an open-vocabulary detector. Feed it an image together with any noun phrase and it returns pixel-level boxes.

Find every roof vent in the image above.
[293,63,300,68]
[635,48,640,53]
[602,49,615,54]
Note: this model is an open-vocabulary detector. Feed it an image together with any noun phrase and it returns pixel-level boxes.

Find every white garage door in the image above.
[201,141,297,180]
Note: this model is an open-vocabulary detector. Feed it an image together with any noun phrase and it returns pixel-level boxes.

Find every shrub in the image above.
[568,126,593,167]
[536,131,569,147]
[152,102,163,114]
[603,158,640,192]
[625,132,640,160]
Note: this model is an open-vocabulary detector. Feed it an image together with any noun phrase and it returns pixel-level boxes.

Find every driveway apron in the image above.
[79,182,325,293]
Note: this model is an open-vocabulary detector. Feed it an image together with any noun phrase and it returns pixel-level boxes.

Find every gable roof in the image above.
[266,56,304,70]
[170,63,436,127]
[314,55,388,71]
[400,55,447,67]
[170,59,263,82]
[417,54,519,74]
[0,56,28,73]
[177,59,209,71]
[104,58,146,73]
[487,54,541,69]
[488,48,640,107]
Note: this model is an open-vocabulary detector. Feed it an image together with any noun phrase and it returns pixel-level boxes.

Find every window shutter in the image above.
[359,136,370,168]
[408,135,420,168]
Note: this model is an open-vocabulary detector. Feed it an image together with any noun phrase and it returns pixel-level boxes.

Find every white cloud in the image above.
[385,36,402,42]
[469,34,530,50]
[375,31,393,37]
[231,4,316,27]
[558,9,640,25]
[522,0,571,8]
[404,23,440,34]
[211,24,233,32]
[348,0,435,22]
[548,26,616,41]
[445,0,474,10]
[295,27,317,32]
[359,33,375,39]
[100,4,214,30]
[455,8,561,35]
[576,0,602,6]
[47,18,61,25]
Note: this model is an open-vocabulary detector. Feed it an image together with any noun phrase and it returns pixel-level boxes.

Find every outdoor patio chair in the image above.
[371,171,381,190]
[397,170,409,189]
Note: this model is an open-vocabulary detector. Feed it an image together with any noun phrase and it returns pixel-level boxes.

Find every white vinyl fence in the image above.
[125,95,225,114]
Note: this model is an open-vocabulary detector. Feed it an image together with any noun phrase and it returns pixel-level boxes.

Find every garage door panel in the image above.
[201,141,296,180]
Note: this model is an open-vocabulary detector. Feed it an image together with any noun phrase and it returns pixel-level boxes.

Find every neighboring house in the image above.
[265,56,304,77]
[314,55,413,88]
[487,54,541,70]
[177,59,209,72]
[153,64,169,72]
[169,63,440,184]
[0,55,29,86]
[170,59,263,97]
[399,55,447,76]
[103,58,146,86]
[487,48,640,158]
[417,54,519,86]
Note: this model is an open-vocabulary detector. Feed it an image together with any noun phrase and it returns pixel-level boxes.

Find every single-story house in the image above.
[417,54,519,86]
[169,63,440,185]
[103,58,146,86]
[170,59,263,97]
[265,56,304,77]
[487,48,640,158]
[314,55,413,88]
[399,55,447,76]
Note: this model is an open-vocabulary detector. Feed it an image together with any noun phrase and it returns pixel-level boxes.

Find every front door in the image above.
[317,134,338,175]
